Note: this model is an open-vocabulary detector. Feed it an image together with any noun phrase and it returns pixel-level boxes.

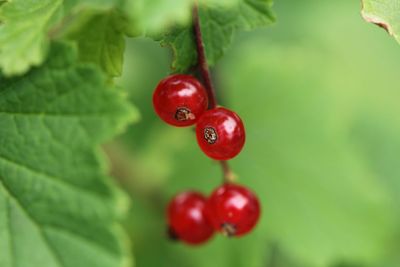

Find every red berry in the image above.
[206,183,260,237]
[196,107,245,160]
[167,191,214,245]
[153,74,208,127]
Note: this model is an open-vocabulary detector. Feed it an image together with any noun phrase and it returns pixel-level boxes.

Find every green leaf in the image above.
[362,0,400,43]
[124,0,194,36]
[68,10,126,77]
[0,0,63,76]
[64,0,119,11]
[158,27,196,73]
[235,0,276,30]
[0,0,120,76]
[121,0,243,36]
[158,0,275,72]
[0,42,137,267]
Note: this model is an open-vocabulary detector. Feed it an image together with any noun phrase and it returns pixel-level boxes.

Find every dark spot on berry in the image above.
[204,127,217,144]
[175,107,194,121]
[221,223,237,237]
[167,226,180,241]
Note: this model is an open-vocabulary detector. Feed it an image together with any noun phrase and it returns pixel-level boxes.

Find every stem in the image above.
[48,13,77,39]
[193,3,235,183]
[221,161,236,183]
[193,4,217,109]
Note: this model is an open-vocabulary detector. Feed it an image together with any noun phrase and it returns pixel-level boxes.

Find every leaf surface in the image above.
[0,0,120,76]
[68,11,126,77]
[157,0,275,72]
[0,42,137,267]
[362,0,400,43]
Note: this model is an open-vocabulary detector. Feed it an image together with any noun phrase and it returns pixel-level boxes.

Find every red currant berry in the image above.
[206,183,260,237]
[196,107,245,160]
[167,191,214,245]
[153,74,208,127]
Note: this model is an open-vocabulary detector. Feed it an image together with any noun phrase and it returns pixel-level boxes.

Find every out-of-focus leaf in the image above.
[122,0,242,37]
[64,0,118,11]
[219,42,394,266]
[0,0,120,76]
[0,0,62,75]
[157,0,275,72]
[68,10,126,77]
[123,0,193,36]
[362,0,400,43]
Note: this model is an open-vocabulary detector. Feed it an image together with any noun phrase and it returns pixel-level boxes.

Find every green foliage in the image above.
[0,0,62,75]
[158,0,275,72]
[0,0,122,76]
[68,10,126,77]
[362,0,400,43]
[0,0,251,77]
[2,0,400,267]
[0,42,137,267]
[64,0,118,11]
[123,0,244,37]
[124,0,194,36]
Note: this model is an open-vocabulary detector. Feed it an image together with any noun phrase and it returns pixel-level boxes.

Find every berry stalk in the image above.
[192,3,235,183]
[193,4,217,109]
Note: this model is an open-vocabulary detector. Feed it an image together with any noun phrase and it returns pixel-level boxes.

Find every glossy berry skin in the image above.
[206,183,260,237]
[167,191,214,245]
[153,74,208,127]
[196,107,245,160]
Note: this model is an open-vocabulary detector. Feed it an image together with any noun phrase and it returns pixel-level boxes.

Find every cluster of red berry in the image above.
[153,74,260,245]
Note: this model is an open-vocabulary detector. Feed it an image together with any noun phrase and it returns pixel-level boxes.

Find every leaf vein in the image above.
[0,178,64,267]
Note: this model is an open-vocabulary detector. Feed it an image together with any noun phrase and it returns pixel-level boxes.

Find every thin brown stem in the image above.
[193,4,217,109]
[48,13,77,39]
[193,3,235,183]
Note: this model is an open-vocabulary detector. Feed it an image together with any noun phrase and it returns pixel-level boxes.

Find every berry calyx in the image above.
[153,74,208,127]
[167,191,214,245]
[206,183,260,237]
[196,107,245,160]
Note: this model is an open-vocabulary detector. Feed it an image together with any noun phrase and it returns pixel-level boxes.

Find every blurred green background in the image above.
[112,0,400,266]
